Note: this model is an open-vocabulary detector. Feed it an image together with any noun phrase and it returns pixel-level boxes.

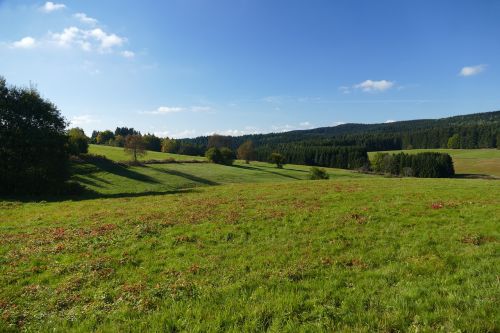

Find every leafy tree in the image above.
[110,134,125,147]
[124,135,146,162]
[270,153,285,168]
[237,140,255,163]
[205,147,235,165]
[68,127,89,155]
[447,134,460,149]
[0,76,69,194]
[309,167,329,180]
[161,138,179,153]
[220,147,236,165]
[96,130,114,145]
[205,147,223,164]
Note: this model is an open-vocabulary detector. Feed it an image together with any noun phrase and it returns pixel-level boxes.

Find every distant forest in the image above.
[181,111,500,151]
[90,111,499,169]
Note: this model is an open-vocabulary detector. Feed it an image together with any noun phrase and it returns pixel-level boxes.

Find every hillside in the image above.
[88,145,205,162]
[179,111,500,152]
[74,146,372,197]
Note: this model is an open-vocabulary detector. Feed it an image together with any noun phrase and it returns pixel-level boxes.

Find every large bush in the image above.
[0,77,69,194]
[309,167,329,180]
[68,128,89,155]
[205,147,235,165]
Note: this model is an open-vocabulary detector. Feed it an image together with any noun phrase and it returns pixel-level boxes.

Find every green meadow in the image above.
[368,148,500,177]
[0,147,499,332]
[88,144,205,162]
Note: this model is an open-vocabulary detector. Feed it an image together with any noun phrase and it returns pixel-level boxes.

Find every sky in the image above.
[0,0,499,138]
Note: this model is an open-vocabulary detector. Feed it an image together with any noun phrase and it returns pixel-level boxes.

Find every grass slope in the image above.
[88,144,206,162]
[0,178,498,331]
[72,155,371,196]
[368,149,500,177]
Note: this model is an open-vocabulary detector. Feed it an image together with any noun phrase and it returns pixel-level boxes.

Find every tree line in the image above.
[372,152,455,178]
[178,111,500,151]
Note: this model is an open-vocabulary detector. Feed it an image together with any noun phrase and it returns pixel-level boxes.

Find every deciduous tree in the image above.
[270,153,285,169]
[237,140,255,163]
[124,135,146,162]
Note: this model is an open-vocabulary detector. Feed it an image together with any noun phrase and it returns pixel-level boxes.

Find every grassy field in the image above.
[88,144,206,162]
[71,156,372,196]
[368,149,500,177]
[1,178,498,332]
[1,148,499,332]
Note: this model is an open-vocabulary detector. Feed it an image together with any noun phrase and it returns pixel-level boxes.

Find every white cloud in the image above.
[88,28,124,50]
[11,36,36,49]
[50,26,125,52]
[121,50,135,58]
[144,105,214,115]
[354,80,394,92]
[205,126,260,137]
[332,121,346,126]
[146,106,185,115]
[270,122,315,133]
[70,115,99,126]
[51,26,79,47]
[41,2,66,13]
[74,13,98,25]
[384,119,396,123]
[459,64,486,77]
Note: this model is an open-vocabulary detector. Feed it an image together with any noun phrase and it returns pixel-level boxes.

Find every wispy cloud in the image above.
[11,36,36,49]
[154,129,197,138]
[74,13,98,26]
[121,50,135,59]
[338,86,351,94]
[384,119,396,123]
[459,64,486,77]
[143,105,213,115]
[271,122,313,132]
[41,2,66,13]
[146,106,185,115]
[354,79,394,92]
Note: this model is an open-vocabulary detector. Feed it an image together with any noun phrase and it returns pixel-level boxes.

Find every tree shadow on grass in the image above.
[84,156,160,184]
[453,173,499,180]
[0,188,199,203]
[71,175,104,188]
[232,164,301,180]
[247,163,309,173]
[148,165,219,186]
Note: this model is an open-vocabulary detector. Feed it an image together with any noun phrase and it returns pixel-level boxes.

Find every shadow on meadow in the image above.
[453,173,499,180]
[0,155,207,203]
[78,154,160,184]
[232,164,301,180]
[147,165,219,186]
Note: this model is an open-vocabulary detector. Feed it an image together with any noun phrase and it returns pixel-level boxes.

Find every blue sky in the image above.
[1,0,499,137]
